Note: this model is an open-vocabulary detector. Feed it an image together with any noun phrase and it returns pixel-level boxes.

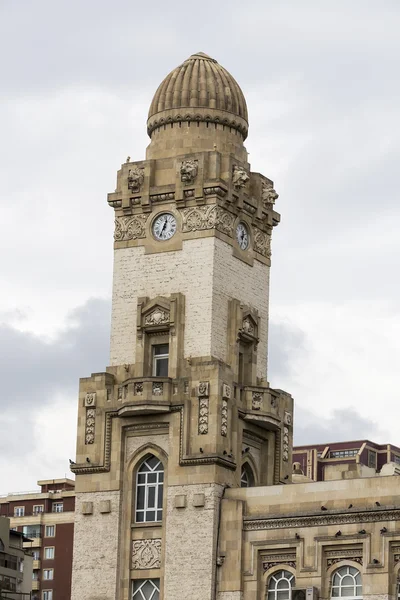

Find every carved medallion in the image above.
[144,308,170,326]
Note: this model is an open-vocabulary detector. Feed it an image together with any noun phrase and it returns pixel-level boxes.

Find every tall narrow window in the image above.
[152,344,169,377]
[331,566,362,599]
[136,455,164,523]
[241,463,255,487]
[132,579,160,600]
[267,570,295,600]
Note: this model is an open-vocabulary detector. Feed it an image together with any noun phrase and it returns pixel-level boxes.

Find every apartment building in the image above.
[0,516,33,599]
[293,439,400,481]
[0,479,75,600]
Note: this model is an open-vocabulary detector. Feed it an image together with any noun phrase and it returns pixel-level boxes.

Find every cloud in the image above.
[0,298,111,493]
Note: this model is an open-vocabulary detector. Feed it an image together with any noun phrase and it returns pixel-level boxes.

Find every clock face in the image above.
[152,213,177,241]
[236,222,249,250]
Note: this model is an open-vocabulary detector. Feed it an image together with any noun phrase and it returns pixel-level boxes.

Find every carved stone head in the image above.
[180,160,198,184]
[262,181,279,207]
[232,165,249,190]
[128,166,145,193]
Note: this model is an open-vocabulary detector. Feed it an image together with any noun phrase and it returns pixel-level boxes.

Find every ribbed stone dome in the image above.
[147,52,249,140]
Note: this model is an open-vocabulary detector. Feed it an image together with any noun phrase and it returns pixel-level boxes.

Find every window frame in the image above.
[42,590,53,600]
[330,565,362,600]
[52,502,63,513]
[267,569,295,600]
[43,568,54,581]
[14,506,25,517]
[33,505,44,515]
[44,547,55,560]
[241,462,255,488]
[151,343,169,377]
[45,525,55,538]
[135,455,164,524]
[132,578,160,599]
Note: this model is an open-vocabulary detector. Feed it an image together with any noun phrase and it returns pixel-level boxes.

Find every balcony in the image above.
[242,386,281,430]
[23,538,42,548]
[33,560,41,569]
[117,378,172,417]
[32,581,40,591]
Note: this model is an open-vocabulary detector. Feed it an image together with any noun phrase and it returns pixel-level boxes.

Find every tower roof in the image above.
[147,52,248,139]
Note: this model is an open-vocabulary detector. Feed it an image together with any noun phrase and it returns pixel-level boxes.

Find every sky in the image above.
[1,0,400,493]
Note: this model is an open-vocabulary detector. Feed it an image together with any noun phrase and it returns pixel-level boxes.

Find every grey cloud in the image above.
[294,406,388,446]
[268,320,307,381]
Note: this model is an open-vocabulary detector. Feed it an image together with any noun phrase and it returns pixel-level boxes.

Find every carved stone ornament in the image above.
[181,205,235,237]
[84,392,96,407]
[144,308,170,326]
[253,227,271,258]
[199,397,209,434]
[85,408,96,444]
[232,165,250,190]
[327,556,362,567]
[262,554,296,572]
[222,384,231,400]
[252,392,263,411]
[134,383,143,396]
[221,398,228,437]
[198,382,210,397]
[262,181,279,207]
[152,382,163,396]
[127,166,144,193]
[132,539,161,569]
[180,160,198,184]
[114,215,148,241]
[242,316,255,336]
[282,426,289,462]
[284,411,292,426]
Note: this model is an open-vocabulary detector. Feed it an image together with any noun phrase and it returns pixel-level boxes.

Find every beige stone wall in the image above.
[110,237,215,366]
[164,483,224,600]
[212,237,269,379]
[71,491,121,600]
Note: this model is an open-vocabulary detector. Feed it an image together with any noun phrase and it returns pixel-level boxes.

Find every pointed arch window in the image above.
[135,455,164,523]
[241,462,255,487]
[267,570,295,600]
[132,579,160,599]
[331,566,362,599]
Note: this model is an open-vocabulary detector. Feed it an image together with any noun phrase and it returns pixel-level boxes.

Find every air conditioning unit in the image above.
[292,587,318,600]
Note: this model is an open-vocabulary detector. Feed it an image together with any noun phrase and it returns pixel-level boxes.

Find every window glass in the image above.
[45,526,55,537]
[241,463,255,488]
[52,503,63,513]
[44,547,55,560]
[42,591,53,600]
[132,579,160,600]
[14,507,25,517]
[330,566,362,599]
[152,344,169,377]
[135,455,164,523]
[267,570,295,600]
[43,569,54,580]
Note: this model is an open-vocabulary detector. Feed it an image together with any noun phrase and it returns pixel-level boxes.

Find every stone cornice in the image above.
[244,508,400,531]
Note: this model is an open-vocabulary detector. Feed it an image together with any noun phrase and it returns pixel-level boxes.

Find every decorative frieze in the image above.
[127,166,144,193]
[221,398,228,436]
[262,554,296,572]
[181,205,234,237]
[326,550,363,567]
[253,227,271,258]
[114,215,148,241]
[252,392,263,411]
[150,192,175,202]
[180,160,198,184]
[203,186,227,197]
[283,426,289,461]
[132,539,161,570]
[85,408,96,444]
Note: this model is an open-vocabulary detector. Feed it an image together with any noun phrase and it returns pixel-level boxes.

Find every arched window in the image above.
[331,566,362,599]
[267,570,295,600]
[241,462,255,487]
[135,455,164,523]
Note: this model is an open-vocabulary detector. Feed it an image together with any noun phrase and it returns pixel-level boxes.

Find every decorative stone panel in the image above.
[262,553,296,572]
[252,392,263,411]
[181,205,235,237]
[152,382,163,396]
[253,227,271,258]
[85,408,96,444]
[199,398,209,435]
[114,215,148,241]
[84,392,96,407]
[221,399,228,436]
[222,384,231,400]
[132,539,161,569]
[282,426,289,461]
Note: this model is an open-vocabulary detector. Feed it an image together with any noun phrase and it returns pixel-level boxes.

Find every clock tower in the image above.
[70,52,293,600]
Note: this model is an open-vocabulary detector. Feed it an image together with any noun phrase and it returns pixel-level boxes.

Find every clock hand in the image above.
[161,216,168,233]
